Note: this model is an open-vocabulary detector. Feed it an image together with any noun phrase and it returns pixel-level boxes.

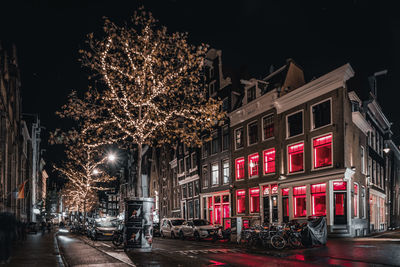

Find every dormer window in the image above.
[247,86,256,103]
[209,81,216,96]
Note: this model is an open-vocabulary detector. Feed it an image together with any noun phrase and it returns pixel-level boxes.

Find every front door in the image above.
[263,196,270,224]
[334,192,347,224]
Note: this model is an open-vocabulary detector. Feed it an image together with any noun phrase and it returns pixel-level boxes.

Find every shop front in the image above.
[200,190,231,229]
[369,189,387,232]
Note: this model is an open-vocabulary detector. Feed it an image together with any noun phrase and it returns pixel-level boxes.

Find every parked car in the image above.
[160,218,185,239]
[153,222,161,237]
[179,219,219,241]
[89,218,118,241]
[27,222,38,234]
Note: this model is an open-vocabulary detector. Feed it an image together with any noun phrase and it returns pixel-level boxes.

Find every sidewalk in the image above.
[5,231,63,267]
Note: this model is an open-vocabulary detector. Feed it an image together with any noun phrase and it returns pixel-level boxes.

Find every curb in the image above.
[54,233,70,267]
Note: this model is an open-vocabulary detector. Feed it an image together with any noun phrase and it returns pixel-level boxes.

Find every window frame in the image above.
[235,157,245,180]
[191,152,197,172]
[293,185,307,218]
[234,127,244,150]
[287,141,305,174]
[248,153,260,178]
[211,130,219,155]
[222,125,229,151]
[201,136,208,159]
[211,162,219,186]
[310,98,332,131]
[249,188,260,214]
[202,164,209,189]
[184,155,190,173]
[311,133,334,171]
[286,110,304,139]
[262,113,275,141]
[354,182,359,218]
[263,148,276,175]
[236,189,246,214]
[247,120,259,146]
[360,146,365,174]
[222,159,230,184]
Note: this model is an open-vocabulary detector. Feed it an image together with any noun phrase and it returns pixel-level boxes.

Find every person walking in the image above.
[0,211,17,264]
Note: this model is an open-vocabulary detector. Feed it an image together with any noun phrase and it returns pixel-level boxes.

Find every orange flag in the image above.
[17,180,28,199]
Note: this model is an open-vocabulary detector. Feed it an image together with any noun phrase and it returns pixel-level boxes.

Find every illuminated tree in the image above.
[52,127,116,221]
[62,7,225,197]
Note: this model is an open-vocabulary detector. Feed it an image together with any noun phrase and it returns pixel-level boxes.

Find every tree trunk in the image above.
[83,197,87,225]
[136,143,143,198]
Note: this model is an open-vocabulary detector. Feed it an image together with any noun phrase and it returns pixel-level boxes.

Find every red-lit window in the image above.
[248,153,259,177]
[311,183,326,216]
[235,158,245,180]
[249,188,260,213]
[293,185,306,217]
[313,134,332,169]
[263,185,270,196]
[288,143,304,173]
[208,197,213,224]
[263,148,276,174]
[335,193,345,216]
[333,181,347,191]
[236,190,246,214]
[282,188,289,196]
[271,184,278,195]
[243,220,250,229]
[354,183,358,217]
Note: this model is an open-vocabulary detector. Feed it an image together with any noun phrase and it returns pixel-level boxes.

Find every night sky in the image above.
[1,0,400,172]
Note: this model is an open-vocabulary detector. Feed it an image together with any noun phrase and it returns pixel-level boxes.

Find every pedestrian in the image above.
[0,211,17,264]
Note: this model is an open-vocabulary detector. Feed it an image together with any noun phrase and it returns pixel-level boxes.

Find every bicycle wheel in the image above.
[271,234,286,250]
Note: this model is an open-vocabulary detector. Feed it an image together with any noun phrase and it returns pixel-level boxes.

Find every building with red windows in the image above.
[229,60,371,236]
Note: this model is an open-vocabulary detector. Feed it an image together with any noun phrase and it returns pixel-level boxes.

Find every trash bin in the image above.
[124,197,154,252]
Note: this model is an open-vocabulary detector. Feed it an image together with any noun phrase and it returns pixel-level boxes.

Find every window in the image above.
[222,98,229,111]
[179,159,184,174]
[209,67,214,80]
[313,134,332,169]
[191,152,197,170]
[263,148,276,174]
[188,201,194,219]
[247,86,256,103]
[262,114,274,140]
[211,131,219,154]
[361,186,366,218]
[202,137,208,158]
[288,142,304,173]
[235,128,244,149]
[188,182,193,198]
[202,165,208,188]
[311,183,326,216]
[235,158,245,180]
[237,190,246,214]
[182,184,187,198]
[293,185,307,217]
[222,126,229,151]
[185,156,190,172]
[194,180,199,196]
[248,122,258,145]
[194,199,200,219]
[312,99,331,129]
[248,153,259,177]
[361,146,365,174]
[354,183,358,217]
[222,160,229,184]
[249,188,260,213]
[211,163,219,185]
[287,111,303,137]
[333,181,347,191]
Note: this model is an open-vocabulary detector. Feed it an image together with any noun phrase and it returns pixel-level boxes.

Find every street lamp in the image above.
[383,147,390,154]
[107,153,116,162]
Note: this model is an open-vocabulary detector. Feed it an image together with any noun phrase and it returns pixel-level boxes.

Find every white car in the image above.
[160,218,185,239]
[179,219,219,241]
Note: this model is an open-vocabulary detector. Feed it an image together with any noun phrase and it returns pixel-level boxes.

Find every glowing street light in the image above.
[108,153,116,162]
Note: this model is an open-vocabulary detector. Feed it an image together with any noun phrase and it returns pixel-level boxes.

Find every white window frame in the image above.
[211,162,219,186]
[248,152,260,178]
[262,148,276,176]
[247,120,258,146]
[184,155,190,173]
[234,127,244,150]
[310,98,332,131]
[287,141,305,175]
[191,152,197,172]
[354,182,359,218]
[311,132,334,171]
[179,159,184,174]
[222,159,230,184]
[286,109,304,139]
[361,146,365,174]
[202,164,209,188]
[262,113,274,141]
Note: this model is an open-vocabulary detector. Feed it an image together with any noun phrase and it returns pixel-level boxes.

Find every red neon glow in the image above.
[313,134,332,168]
[282,188,289,196]
[288,142,304,173]
[354,184,358,217]
[294,196,306,217]
[243,220,250,229]
[214,204,221,224]
[223,204,229,218]
[335,193,345,215]
[293,185,306,195]
[248,153,259,177]
[312,193,326,216]
[235,158,245,180]
[311,183,326,193]
[250,188,260,195]
[283,197,289,218]
[333,181,347,191]
[263,148,276,174]
[208,197,213,224]
[271,184,278,194]
[263,186,270,196]
[237,190,245,214]
[224,218,231,230]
